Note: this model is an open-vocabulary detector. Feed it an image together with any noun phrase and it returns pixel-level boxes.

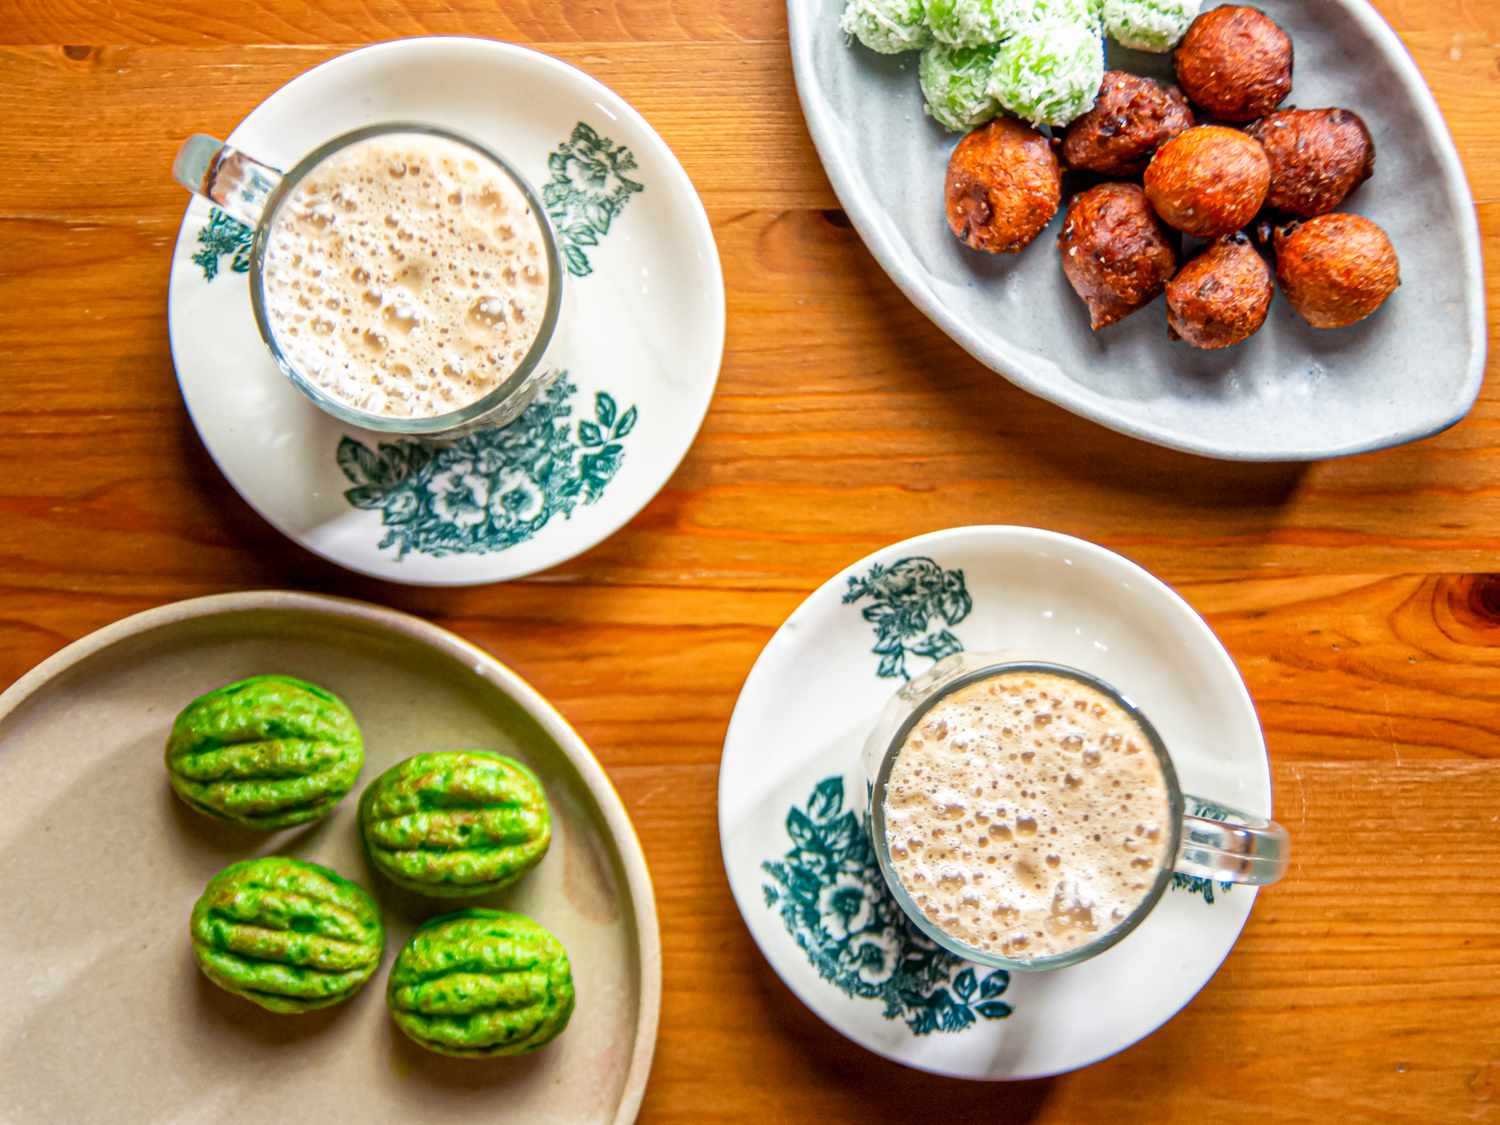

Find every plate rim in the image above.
[166,35,727,585]
[788,0,1487,462]
[717,524,1267,1079]
[0,589,661,1124]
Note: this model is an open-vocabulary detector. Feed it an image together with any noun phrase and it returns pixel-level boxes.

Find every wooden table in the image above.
[1,2,1497,1120]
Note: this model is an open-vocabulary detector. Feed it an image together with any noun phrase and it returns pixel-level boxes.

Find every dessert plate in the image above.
[0,591,659,1124]
[789,1,1485,460]
[168,37,724,583]
[719,526,1270,1079]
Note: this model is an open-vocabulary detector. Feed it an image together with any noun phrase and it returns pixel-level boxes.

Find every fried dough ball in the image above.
[1062,70,1195,177]
[1274,212,1399,328]
[1059,182,1179,329]
[1166,233,1273,348]
[1175,5,1293,122]
[1245,108,1375,217]
[945,117,1063,254]
[1144,125,1269,238]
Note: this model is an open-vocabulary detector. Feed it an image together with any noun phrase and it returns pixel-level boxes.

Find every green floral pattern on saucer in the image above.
[1172,873,1230,902]
[336,376,637,558]
[192,208,253,281]
[544,122,645,278]
[842,557,972,680]
[762,775,1012,1035]
[766,554,1009,1035]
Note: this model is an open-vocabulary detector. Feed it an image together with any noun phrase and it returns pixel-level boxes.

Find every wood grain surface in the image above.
[1,1,1498,1121]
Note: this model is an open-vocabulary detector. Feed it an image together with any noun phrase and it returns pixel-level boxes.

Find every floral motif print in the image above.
[842,556,973,680]
[762,775,1012,1035]
[192,208,253,281]
[542,122,645,277]
[1170,873,1231,903]
[335,376,636,558]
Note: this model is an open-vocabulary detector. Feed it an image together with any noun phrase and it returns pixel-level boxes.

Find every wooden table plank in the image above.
[0,44,828,213]
[0,2,1497,1122]
[0,1,784,45]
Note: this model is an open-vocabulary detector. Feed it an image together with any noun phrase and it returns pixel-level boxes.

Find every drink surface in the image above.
[261,132,550,419]
[883,670,1174,961]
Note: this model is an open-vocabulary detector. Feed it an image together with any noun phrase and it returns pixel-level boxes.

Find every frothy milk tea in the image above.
[260,133,549,419]
[883,670,1173,961]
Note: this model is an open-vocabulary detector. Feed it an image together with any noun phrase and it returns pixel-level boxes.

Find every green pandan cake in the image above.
[359,750,552,897]
[387,909,575,1057]
[165,675,364,829]
[190,857,385,1013]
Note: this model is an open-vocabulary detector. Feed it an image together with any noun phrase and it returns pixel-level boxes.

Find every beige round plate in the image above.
[0,591,659,1125]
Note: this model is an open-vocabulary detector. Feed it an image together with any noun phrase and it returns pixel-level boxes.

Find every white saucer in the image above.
[719,526,1272,1079]
[167,37,724,584]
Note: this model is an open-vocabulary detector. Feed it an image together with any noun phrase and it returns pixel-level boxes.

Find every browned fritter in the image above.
[1274,212,1399,328]
[1144,125,1270,238]
[1245,107,1375,217]
[1166,233,1273,348]
[1061,71,1196,178]
[1175,6,1293,123]
[945,117,1062,254]
[1059,183,1179,330]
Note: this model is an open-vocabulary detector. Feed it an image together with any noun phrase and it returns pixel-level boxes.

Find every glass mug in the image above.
[172,123,564,434]
[862,653,1290,972]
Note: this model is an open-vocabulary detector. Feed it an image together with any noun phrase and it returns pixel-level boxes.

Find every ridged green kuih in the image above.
[388,909,575,1057]
[359,750,552,897]
[165,674,364,829]
[190,857,385,1014]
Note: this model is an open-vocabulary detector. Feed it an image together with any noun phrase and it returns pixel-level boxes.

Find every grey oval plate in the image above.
[790,0,1486,461]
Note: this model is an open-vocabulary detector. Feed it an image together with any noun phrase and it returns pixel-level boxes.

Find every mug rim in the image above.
[868,659,1188,973]
[245,121,565,435]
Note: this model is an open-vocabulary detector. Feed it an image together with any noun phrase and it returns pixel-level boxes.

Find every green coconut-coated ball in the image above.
[1039,0,1101,29]
[359,750,552,898]
[190,857,385,1014]
[1102,0,1200,52]
[919,42,1004,132]
[387,909,576,1057]
[166,675,364,830]
[840,0,932,54]
[924,0,1009,47]
[926,0,1096,47]
[988,20,1105,126]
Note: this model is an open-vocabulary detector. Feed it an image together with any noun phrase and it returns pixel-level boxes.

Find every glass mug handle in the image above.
[172,135,283,227]
[1175,799,1290,885]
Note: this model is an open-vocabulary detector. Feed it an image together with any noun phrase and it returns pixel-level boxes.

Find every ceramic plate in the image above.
[789,1,1485,461]
[168,38,725,583]
[0,591,659,1124]
[719,526,1270,1079]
